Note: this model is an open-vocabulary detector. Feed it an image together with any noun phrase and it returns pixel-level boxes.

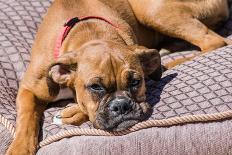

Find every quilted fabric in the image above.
[0,0,232,153]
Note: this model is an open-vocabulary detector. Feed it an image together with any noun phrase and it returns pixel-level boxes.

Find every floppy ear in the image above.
[135,46,162,81]
[48,51,78,86]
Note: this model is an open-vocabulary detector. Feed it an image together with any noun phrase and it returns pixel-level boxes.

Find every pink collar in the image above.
[54,16,119,59]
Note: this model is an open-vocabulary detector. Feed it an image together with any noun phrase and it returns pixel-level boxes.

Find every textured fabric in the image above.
[0,0,51,86]
[0,124,12,155]
[0,0,232,154]
[37,120,232,155]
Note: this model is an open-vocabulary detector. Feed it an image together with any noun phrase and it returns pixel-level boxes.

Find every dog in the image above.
[6,0,231,154]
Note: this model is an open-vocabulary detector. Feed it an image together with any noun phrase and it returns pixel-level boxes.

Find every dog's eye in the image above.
[130,79,141,88]
[88,84,105,92]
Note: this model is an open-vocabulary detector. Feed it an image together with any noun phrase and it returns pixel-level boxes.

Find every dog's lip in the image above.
[95,118,140,131]
[111,119,139,131]
[94,112,145,131]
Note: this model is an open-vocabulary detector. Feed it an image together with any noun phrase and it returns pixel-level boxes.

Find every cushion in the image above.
[0,0,232,155]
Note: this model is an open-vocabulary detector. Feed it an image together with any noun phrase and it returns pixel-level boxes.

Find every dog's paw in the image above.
[53,111,63,125]
[6,139,36,155]
[53,105,88,126]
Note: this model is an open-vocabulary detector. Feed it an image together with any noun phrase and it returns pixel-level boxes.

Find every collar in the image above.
[54,16,120,59]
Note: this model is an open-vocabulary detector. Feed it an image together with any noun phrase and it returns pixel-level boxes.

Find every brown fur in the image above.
[6,0,231,154]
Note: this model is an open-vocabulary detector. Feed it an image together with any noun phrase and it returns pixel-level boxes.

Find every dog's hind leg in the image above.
[129,0,231,52]
[164,54,198,69]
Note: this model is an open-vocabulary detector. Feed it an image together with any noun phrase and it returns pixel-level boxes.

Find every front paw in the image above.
[6,139,37,155]
[53,105,88,126]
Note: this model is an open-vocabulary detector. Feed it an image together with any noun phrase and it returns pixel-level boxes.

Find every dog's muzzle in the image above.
[108,97,133,116]
[94,96,150,131]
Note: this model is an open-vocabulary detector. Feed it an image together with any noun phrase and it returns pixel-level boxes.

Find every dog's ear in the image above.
[48,51,78,86]
[134,46,162,81]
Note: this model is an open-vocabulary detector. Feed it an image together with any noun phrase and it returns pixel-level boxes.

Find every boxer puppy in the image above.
[6,0,231,154]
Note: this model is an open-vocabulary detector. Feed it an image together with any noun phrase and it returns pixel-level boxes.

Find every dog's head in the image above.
[49,40,161,131]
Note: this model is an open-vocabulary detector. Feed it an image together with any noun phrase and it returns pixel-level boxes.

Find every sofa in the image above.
[0,0,232,155]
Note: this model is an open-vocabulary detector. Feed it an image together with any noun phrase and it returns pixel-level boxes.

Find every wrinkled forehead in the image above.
[77,42,143,83]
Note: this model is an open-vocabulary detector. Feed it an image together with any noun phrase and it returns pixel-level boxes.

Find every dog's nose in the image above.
[109,97,132,115]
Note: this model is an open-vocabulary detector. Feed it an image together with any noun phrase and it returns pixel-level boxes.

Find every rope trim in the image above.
[0,111,232,148]
[0,114,15,137]
[39,110,232,147]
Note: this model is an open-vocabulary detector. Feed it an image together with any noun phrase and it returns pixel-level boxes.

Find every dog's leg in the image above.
[6,88,46,155]
[150,16,229,52]
[6,60,60,155]
[129,1,231,52]
[58,105,88,125]
[129,1,232,68]
[164,55,198,69]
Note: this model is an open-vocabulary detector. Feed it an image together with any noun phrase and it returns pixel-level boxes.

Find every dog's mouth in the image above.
[93,101,151,131]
